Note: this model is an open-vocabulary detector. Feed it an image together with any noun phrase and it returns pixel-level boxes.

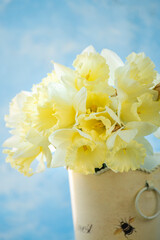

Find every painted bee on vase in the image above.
[114,217,136,238]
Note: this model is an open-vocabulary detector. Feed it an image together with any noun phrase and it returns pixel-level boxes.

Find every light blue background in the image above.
[1,0,160,239]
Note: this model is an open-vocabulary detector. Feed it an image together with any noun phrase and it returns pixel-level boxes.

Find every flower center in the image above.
[86,70,91,80]
[94,121,105,129]
[90,105,97,112]
[83,145,89,151]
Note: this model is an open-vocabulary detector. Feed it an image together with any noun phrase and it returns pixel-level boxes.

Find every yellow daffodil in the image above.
[73,51,109,83]
[23,83,86,136]
[3,128,52,176]
[86,91,111,113]
[120,93,160,126]
[125,121,158,137]
[115,52,157,102]
[73,46,116,95]
[49,128,107,174]
[42,70,59,85]
[3,47,160,175]
[77,113,111,141]
[53,46,121,95]
[77,107,121,141]
[106,128,138,149]
[5,91,31,129]
[101,48,124,86]
[126,52,157,85]
[106,137,146,172]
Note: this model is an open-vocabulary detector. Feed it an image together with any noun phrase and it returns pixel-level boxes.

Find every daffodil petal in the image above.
[101,48,124,86]
[126,121,158,137]
[48,82,74,104]
[106,130,121,149]
[73,87,87,114]
[105,106,121,124]
[5,91,30,128]
[81,45,96,54]
[3,135,21,148]
[13,142,41,159]
[51,143,68,168]
[118,129,138,143]
[43,146,52,167]
[49,128,75,147]
[126,52,157,85]
[106,140,146,172]
[66,140,107,174]
[154,127,160,138]
[140,153,160,171]
[26,128,49,147]
[135,137,153,156]
[49,128,92,148]
[54,63,76,88]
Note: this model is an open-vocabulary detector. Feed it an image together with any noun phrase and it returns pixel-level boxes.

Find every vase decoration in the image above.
[3,46,160,240]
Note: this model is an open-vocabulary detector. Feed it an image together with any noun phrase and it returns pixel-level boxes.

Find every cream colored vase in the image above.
[69,169,160,240]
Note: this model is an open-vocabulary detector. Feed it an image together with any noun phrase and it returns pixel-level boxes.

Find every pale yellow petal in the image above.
[106,139,146,172]
[126,121,158,137]
[51,143,68,168]
[86,91,111,113]
[73,52,109,83]
[73,87,87,114]
[66,139,107,175]
[126,52,157,85]
[135,137,153,156]
[133,93,160,126]
[106,128,137,149]
[81,45,96,54]
[101,48,124,86]
[77,112,112,140]
[140,153,160,171]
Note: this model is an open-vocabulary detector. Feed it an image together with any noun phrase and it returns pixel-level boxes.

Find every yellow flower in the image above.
[120,93,160,126]
[53,46,123,95]
[4,47,160,176]
[106,137,146,172]
[41,70,59,85]
[106,128,138,149]
[3,128,52,176]
[77,107,121,141]
[5,91,30,129]
[115,52,157,102]
[23,83,86,136]
[101,48,124,86]
[86,91,111,113]
[115,75,152,102]
[73,51,109,83]
[49,128,107,174]
[73,47,115,95]
[126,52,157,85]
[77,112,111,141]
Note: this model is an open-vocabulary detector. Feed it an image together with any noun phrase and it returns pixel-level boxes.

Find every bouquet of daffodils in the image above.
[3,46,160,176]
